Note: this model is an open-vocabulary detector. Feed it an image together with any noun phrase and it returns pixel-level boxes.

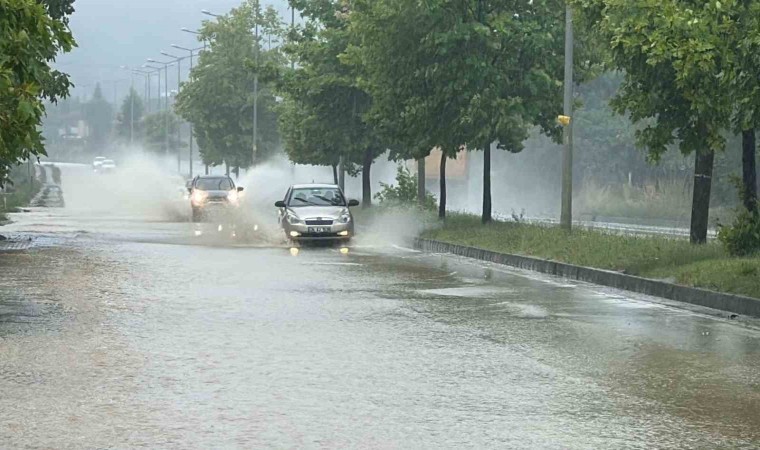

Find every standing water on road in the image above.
[1,162,759,448]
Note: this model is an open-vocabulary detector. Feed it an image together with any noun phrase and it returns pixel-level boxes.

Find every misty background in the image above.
[41,0,759,228]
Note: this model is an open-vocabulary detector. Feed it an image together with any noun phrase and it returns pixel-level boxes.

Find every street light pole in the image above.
[172,45,204,178]
[253,0,260,168]
[147,59,175,156]
[560,4,574,230]
[120,66,137,144]
[162,51,185,173]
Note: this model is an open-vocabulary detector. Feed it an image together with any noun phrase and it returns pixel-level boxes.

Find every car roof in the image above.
[94,156,106,160]
[291,183,340,189]
[196,175,231,179]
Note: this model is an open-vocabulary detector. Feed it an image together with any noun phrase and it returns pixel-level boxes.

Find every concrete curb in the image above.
[414,238,760,318]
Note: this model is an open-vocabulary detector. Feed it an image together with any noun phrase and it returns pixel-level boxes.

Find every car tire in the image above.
[191,208,202,223]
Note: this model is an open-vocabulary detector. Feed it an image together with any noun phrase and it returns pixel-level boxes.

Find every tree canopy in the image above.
[0,0,75,185]
[174,0,282,172]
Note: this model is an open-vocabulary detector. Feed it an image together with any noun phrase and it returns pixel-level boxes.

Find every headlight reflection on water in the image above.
[340,247,349,255]
[290,247,299,256]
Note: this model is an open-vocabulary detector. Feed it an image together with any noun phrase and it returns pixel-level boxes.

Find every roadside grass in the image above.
[421,213,760,299]
[576,180,733,224]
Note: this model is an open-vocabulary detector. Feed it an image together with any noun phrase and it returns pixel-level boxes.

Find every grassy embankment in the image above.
[576,180,733,224]
[1,164,43,223]
[421,214,760,299]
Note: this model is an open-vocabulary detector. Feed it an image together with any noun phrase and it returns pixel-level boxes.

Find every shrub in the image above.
[374,165,437,210]
[718,207,760,256]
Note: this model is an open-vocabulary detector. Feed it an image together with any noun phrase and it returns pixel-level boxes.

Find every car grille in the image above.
[305,219,333,226]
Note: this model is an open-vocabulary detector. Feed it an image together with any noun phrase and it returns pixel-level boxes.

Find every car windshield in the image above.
[195,178,233,191]
[289,187,345,206]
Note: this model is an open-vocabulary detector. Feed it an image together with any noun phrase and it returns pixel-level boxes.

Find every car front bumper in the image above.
[284,221,353,240]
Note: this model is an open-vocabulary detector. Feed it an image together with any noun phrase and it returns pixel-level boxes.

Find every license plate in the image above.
[308,227,329,233]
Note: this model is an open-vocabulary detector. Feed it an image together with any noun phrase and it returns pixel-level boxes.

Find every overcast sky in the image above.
[57,0,290,102]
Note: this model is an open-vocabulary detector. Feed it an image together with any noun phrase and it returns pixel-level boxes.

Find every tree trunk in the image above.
[225,161,230,176]
[690,149,715,244]
[417,156,426,207]
[439,152,447,220]
[332,163,338,185]
[233,166,240,180]
[362,148,372,209]
[482,142,492,224]
[742,129,757,213]
[205,164,209,175]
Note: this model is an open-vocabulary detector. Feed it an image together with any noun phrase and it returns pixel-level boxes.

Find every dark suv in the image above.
[188,175,244,222]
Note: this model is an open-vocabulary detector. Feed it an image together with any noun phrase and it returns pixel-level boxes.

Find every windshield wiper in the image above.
[313,195,343,205]
[291,197,315,205]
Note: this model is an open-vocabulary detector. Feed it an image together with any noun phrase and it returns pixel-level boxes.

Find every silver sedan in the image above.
[275,184,359,242]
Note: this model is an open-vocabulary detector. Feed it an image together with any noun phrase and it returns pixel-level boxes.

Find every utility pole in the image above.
[560,3,574,230]
[129,74,134,144]
[252,0,260,168]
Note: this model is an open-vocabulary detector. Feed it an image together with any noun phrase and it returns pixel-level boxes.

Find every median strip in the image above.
[416,214,760,318]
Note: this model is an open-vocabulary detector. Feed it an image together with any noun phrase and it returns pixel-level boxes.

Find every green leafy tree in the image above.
[347,0,464,219]
[0,0,75,185]
[572,0,742,243]
[350,0,587,222]
[143,111,181,154]
[280,0,387,208]
[84,83,113,152]
[116,88,145,143]
[175,0,282,173]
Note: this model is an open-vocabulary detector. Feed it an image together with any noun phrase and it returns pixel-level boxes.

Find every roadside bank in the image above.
[418,214,760,313]
[1,163,46,223]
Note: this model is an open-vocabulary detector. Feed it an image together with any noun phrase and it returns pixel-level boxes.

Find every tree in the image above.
[84,83,113,152]
[350,0,580,222]
[348,0,466,219]
[143,111,181,154]
[175,0,282,173]
[0,0,75,185]
[572,0,745,243]
[730,1,760,213]
[279,0,387,208]
[116,88,145,143]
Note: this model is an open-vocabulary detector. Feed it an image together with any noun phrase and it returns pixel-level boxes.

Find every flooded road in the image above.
[1,165,760,448]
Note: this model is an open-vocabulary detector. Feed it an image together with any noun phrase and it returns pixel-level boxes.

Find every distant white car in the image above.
[99,159,116,173]
[92,156,106,170]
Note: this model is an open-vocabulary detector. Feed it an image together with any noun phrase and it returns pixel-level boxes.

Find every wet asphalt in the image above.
[1,164,759,449]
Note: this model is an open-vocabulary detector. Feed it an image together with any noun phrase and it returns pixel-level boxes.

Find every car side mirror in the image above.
[274,200,286,208]
[237,187,244,192]
[348,199,360,207]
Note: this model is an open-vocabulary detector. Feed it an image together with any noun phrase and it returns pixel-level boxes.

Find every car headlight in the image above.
[338,209,351,223]
[227,189,239,204]
[286,212,303,225]
[191,190,208,204]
